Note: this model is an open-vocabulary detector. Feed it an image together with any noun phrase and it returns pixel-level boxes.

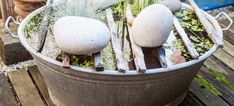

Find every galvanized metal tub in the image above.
[18,3,223,106]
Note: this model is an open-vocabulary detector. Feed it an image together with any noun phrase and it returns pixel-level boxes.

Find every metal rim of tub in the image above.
[18,3,222,76]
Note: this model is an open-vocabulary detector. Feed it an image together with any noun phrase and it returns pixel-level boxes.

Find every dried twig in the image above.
[106,8,129,72]
[174,17,199,59]
[93,52,104,71]
[126,5,146,73]
[37,0,54,52]
[188,0,223,48]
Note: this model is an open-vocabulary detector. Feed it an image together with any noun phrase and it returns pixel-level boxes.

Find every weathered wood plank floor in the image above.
[0,15,234,106]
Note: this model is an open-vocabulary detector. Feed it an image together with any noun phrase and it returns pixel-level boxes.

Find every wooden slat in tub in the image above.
[8,69,45,106]
[0,73,18,106]
[28,66,55,106]
[189,80,230,106]
[199,66,234,105]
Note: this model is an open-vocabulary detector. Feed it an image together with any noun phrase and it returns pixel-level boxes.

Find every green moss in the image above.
[102,43,117,70]
[206,67,234,90]
[70,55,95,69]
[196,75,222,96]
[172,38,191,61]
[24,12,44,38]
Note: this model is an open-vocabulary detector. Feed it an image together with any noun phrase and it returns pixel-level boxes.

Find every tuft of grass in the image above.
[51,0,105,22]
[196,75,222,96]
[113,0,159,16]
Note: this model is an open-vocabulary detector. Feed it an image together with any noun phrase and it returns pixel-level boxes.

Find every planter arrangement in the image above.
[18,0,223,106]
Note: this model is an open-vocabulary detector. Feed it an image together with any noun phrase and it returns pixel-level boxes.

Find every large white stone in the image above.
[132,4,173,47]
[159,0,182,13]
[54,16,110,55]
[91,0,123,9]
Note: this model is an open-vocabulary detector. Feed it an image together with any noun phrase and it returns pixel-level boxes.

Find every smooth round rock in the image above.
[54,16,111,55]
[132,4,173,47]
[91,0,121,9]
[159,0,182,13]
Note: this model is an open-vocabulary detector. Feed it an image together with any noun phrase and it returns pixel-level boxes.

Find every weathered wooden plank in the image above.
[214,49,234,71]
[219,17,234,46]
[179,92,204,106]
[93,52,104,71]
[204,56,234,84]
[28,66,55,106]
[0,73,18,106]
[126,4,146,73]
[189,79,230,106]
[223,40,234,57]
[8,69,44,106]
[174,17,199,59]
[199,66,234,105]
[37,0,54,52]
[188,0,223,47]
[106,8,129,72]
[223,29,234,45]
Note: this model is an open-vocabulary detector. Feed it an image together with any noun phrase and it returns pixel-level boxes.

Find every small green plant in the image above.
[70,55,95,69]
[113,0,158,16]
[51,0,105,22]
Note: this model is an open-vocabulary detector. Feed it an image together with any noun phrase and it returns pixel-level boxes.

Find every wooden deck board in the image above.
[204,56,234,84]
[214,49,234,71]
[223,29,234,45]
[199,66,234,105]
[223,40,234,57]
[7,69,44,106]
[0,73,18,106]
[28,66,55,106]
[189,80,230,106]
[179,92,204,106]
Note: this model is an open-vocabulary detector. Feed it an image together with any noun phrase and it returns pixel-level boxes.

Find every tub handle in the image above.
[215,12,233,31]
[5,16,20,38]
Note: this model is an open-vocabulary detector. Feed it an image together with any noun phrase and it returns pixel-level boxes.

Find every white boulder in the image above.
[91,0,123,9]
[132,4,173,47]
[53,16,110,55]
[159,0,182,13]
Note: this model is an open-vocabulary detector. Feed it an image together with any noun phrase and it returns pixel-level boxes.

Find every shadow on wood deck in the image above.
[0,13,234,106]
